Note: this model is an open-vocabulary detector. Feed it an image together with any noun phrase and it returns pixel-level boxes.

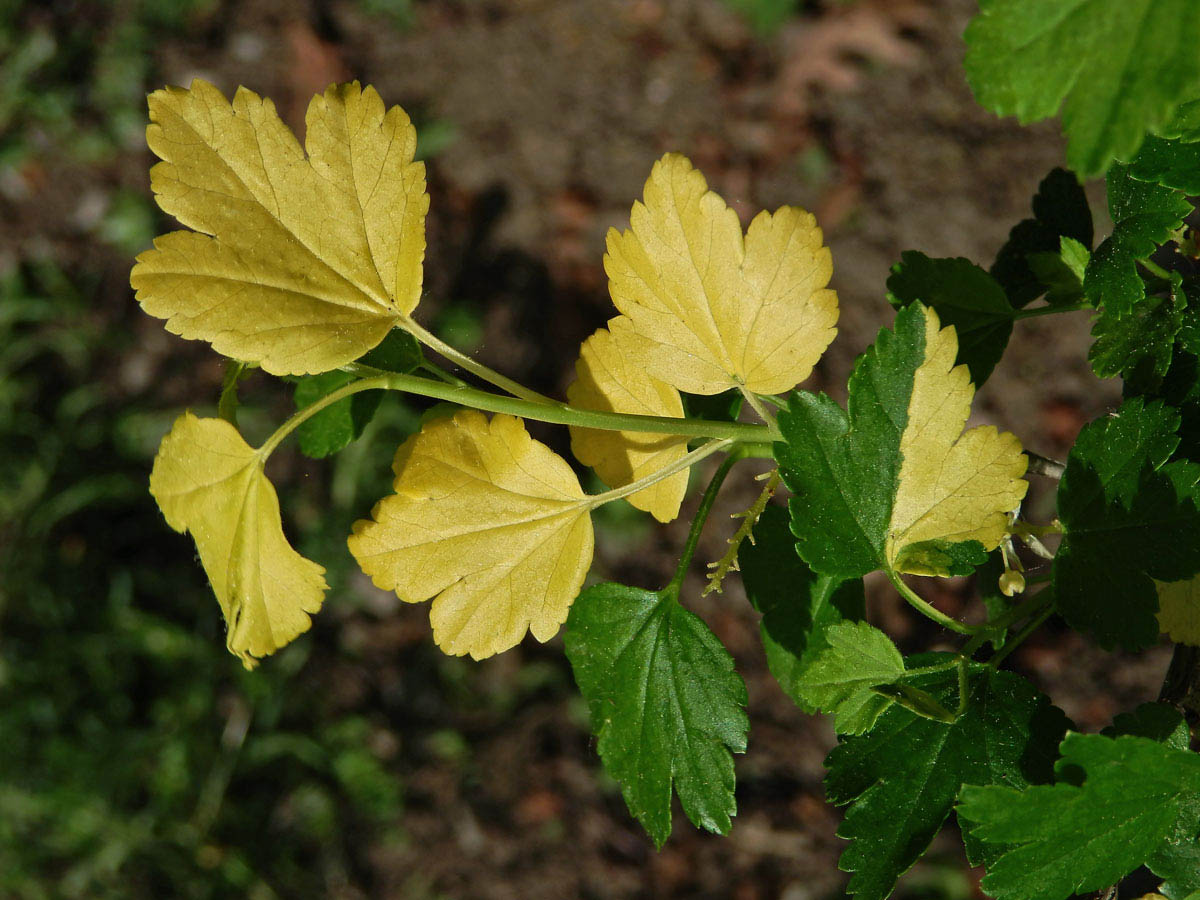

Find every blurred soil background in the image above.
[0,0,1166,897]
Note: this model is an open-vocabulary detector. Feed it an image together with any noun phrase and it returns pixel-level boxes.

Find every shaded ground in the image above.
[0,0,1162,897]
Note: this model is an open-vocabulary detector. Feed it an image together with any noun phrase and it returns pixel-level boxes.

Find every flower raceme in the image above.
[137,78,1023,667]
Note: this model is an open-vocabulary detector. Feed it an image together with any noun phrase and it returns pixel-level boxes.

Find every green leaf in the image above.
[1104,702,1200,900]
[738,504,865,713]
[958,733,1200,900]
[1154,815,1200,900]
[293,330,422,459]
[682,388,744,424]
[777,303,1027,579]
[1026,235,1089,307]
[293,371,383,459]
[1129,318,1200,461]
[1163,99,1200,142]
[1083,165,1192,317]
[992,169,1093,308]
[1103,701,1190,750]
[826,659,1069,900]
[1089,283,1185,381]
[1053,398,1200,649]
[1128,134,1200,194]
[563,583,749,847]
[218,359,249,425]
[791,621,905,734]
[358,328,423,373]
[886,252,1014,385]
[964,0,1200,175]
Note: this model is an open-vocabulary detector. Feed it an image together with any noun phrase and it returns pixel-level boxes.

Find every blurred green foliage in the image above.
[0,2,430,893]
[721,0,803,34]
[0,261,410,899]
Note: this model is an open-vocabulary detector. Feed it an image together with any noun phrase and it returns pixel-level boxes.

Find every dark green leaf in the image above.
[292,331,422,459]
[1103,701,1190,750]
[1103,702,1200,899]
[826,658,1069,900]
[564,583,749,847]
[293,371,382,459]
[1128,134,1200,194]
[682,389,744,424]
[992,169,1093,308]
[1083,165,1192,317]
[359,328,423,373]
[1089,284,1185,381]
[1153,815,1200,900]
[886,252,1014,385]
[1126,302,1200,459]
[959,733,1200,900]
[1053,399,1200,649]
[964,0,1200,175]
[739,504,865,713]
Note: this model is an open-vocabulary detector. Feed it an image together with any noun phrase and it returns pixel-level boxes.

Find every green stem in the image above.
[589,440,733,512]
[1012,302,1089,320]
[1139,258,1172,280]
[988,597,1055,670]
[904,658,964,677]
[418,360,470,387]
[399,313,555,404]
[956,656,970,717]
[739,386,778,431]
[885,569,976,636]
[340,365,775,442]
[666,449,743,595]
[257,375,392,459]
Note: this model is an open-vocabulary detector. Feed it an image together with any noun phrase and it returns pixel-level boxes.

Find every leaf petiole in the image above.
[257,375,393,460]
[987,589,1056,670]
[1011,301,1090,320]
[588,439,734,514]
[340,364,776,442]
[885,568,978,636]
[738,385,778,431]
[399,313,556,404]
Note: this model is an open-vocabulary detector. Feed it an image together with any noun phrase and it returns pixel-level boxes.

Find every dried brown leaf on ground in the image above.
[775,0,931,119]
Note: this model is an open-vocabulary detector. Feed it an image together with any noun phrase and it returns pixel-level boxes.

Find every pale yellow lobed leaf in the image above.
[149,413,327,668]
[347,410,595,659]
[567,317,690,523]
[131,79,428,375]
[885,307,1029,576]
[1157,576,1200,645]
[604,152,838,395]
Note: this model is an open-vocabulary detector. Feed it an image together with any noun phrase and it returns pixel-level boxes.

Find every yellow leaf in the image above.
[149,413,327,668]
[885,306,1028,575]
[131,79,428,375]
[1157,576,1200,644]
[567,317,690,523]
[348,410,595,659]
[604,153,838,395]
